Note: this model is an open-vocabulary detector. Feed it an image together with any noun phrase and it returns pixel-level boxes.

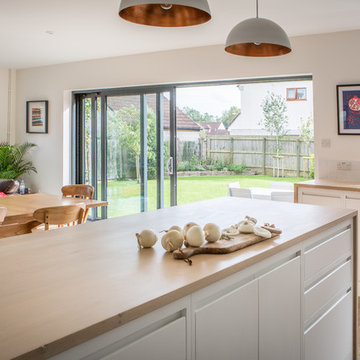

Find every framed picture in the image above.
[337,84,360,135]
[26,100,48,134]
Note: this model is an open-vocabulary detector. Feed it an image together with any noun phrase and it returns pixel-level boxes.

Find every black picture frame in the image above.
[337,84,360,135]
[26,100,48,134]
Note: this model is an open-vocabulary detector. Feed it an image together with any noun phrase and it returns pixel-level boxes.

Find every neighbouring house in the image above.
[107,94,201,142]
[199,121,229,136]
[228,80,313,136]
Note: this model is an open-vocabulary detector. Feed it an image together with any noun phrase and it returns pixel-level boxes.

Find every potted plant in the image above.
[0,142,37,194]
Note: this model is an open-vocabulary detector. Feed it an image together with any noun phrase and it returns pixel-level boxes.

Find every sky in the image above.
[176,85,241,117]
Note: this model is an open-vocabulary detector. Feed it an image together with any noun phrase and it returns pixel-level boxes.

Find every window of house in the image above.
[287,88,307,101]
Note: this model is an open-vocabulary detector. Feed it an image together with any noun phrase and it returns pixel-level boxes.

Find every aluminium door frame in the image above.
[73,85,177,219]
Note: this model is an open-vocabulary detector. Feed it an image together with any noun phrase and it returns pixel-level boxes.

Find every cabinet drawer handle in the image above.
[302,193,341,199]
[345,196,360,200]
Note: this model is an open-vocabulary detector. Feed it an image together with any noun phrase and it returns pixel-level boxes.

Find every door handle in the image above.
[167,157,174,175]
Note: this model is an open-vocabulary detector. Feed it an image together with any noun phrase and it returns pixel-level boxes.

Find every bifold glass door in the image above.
[74,88,177,219]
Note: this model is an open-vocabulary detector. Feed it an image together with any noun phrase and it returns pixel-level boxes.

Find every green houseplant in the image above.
[0,142,37,179]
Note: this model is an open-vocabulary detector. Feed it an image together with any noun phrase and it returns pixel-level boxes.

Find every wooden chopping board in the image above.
[173,231,280,260]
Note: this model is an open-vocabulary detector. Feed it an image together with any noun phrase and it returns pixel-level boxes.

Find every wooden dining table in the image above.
[0,193,108,225]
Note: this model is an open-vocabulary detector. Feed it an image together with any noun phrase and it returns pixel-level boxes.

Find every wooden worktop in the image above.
[0,197,356,360]
[295,179,360,192]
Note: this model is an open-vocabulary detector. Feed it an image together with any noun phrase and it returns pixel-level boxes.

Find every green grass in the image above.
[104,175,307,218]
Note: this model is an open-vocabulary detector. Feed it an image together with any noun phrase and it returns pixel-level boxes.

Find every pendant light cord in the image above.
[256,0,259,18]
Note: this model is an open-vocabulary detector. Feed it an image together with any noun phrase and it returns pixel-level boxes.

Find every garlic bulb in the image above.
[254,226,272,239]
[168,225,183,235]
[238,220,255,234]
[136,230,158,249]
[186,225,205,247]
[183,222,198,239]
[223,226,240,236]
[161,230,184,252]
[204,223,221,243]
[245,216,257,225]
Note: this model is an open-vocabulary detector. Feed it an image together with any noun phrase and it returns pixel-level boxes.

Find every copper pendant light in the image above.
[119,0,211,27]
[225,0,291,57]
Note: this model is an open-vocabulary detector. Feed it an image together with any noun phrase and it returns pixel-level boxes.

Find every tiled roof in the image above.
[107,94,201,131]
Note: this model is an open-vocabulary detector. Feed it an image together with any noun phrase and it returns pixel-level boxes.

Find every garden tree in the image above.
[182,106,241,129]
[107,105,157,182]
[260,92,288,155]
[182,107,216,123]
[299,114,314,154]
[219,106,241,129]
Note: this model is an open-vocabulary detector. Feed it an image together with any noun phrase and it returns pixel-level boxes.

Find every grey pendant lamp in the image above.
[225,0,291,57]
[119,0,211,27]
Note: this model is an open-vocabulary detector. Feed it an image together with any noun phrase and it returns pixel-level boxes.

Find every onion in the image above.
[204,223,221,243]
[161,230,184,252]
[186,225,205,247]
[136,230,158,249]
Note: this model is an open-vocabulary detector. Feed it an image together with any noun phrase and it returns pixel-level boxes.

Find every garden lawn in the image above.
[106,175,307,218]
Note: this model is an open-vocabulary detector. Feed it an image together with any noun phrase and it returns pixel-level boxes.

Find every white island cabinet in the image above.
[295,179,360,288]
[0,198,356,360]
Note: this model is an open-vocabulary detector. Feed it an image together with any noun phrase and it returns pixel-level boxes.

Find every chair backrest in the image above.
[227,182,240,196]
[270,181,294,190]
[229,187,252,198]
[33,205,85,231]
[271,191,294,202]
[0,207,6,224]
[61,184,94,200]
[0,220,41,239]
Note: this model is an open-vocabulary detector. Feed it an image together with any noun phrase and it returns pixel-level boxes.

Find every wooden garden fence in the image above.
[201,135,314,177]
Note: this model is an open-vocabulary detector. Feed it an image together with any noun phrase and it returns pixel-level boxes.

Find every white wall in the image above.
[0,68,14,143]
[229,80,313,136]
[15,29,360,193]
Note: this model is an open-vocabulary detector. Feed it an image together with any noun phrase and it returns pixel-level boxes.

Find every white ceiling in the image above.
[1,0,360,69]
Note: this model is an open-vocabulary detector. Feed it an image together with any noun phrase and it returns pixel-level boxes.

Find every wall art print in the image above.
[26,100,48,134]
[337,84,360,135]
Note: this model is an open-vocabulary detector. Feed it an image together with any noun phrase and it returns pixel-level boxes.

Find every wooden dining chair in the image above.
[0,207,6,224]
[0,220,41,239]
[61,185,94,222]
[33,205,85,231]
[0,207,41,238]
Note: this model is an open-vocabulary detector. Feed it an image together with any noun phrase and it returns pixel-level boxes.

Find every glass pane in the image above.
[287,89,296,100]
[162,92,171,209]
[144,93,171,210]
[145,94,157,212]
[84,98,92,185]
[96,97,102,219]
[175,85,240,205]
[107,95,141,218]
[297,88,306,100]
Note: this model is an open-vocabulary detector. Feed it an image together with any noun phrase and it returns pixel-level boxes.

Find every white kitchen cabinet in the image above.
[195,279,258,360]
[304,291,353,360]
[259,257,301,360]
[101,317,186,360]
[297,184,360,286]
[304,260,352,325]
[304,228,352,282]
[301,193,343,207]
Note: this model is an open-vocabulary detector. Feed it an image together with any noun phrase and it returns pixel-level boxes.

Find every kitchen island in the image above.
[0,197,357,360]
